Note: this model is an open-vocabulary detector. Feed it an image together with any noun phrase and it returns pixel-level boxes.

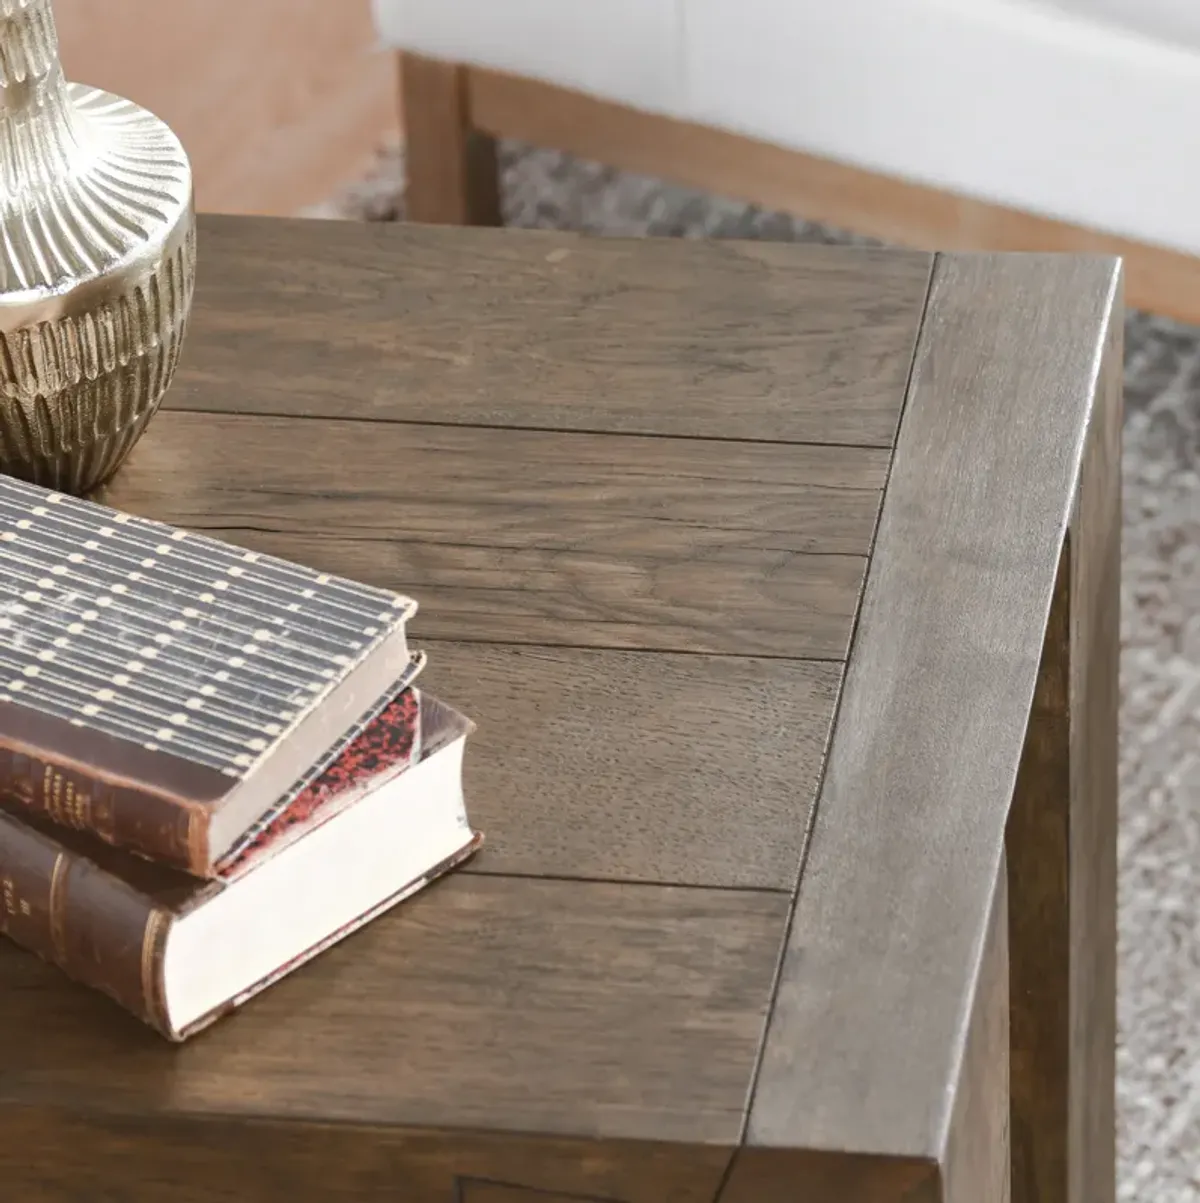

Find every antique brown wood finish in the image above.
[3,1109,733,1203]
[98,411,886,659]
[165,216,934,447]
[419,641,843,889]
[1,877,786,1143]
[724,254,1121,1203]
[0,218,1120,1203]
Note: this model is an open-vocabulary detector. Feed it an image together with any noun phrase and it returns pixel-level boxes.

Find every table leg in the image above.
[941,852,1012,1203]
[1006,317,1121,1203]
[399,53,503,227]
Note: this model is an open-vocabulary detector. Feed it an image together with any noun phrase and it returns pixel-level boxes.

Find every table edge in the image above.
[736,251,1123,1166]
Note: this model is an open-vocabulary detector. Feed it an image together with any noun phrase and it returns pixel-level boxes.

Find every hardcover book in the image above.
[0,686,479,1042]
[0,474,418,876]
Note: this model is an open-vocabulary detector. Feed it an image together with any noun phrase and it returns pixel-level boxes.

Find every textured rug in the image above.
[315,142,1199,1203]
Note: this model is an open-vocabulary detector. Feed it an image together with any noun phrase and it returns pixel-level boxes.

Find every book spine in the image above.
[0,808,172,1038]
[0,743,199,873]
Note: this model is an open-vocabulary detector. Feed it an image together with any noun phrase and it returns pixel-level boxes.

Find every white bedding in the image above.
[375,0,1200,256]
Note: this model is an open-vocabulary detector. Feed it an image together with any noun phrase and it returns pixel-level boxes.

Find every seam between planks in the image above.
[711,249,938,1203]
[162,404,902,452]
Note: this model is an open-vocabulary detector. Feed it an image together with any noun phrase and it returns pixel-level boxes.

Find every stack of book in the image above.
[0,474,479,1042]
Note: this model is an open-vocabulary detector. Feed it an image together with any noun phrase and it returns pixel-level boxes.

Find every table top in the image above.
[0,216,1122,1203]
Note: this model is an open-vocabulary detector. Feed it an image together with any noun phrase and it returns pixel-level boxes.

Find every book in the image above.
[0,685,479,1042]
[0,474,418,876]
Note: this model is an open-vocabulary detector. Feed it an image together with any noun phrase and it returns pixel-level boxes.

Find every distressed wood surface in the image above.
[0,219,1122,1203]
[724,253,1121,1202]
[421,641,840,889]
[98,409,885,659]
[6,218,925,1200]
[0,875,786,1147]
[3,1109,732,1203]
[721,855,1010,1203]
[169,215,933,447]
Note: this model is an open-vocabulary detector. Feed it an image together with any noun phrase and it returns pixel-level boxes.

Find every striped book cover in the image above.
[0,475,418,876]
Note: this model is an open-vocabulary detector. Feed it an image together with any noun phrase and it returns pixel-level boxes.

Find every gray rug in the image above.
[316,142,1199,1203]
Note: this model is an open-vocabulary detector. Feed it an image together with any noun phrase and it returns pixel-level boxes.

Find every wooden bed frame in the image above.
[400,51,1200,324]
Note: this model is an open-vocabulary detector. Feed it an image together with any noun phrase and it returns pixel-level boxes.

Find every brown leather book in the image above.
[0,474,418,876]
[0,686,479,1042]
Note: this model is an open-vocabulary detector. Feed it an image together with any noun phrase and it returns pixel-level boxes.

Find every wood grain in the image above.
[0,875,786,1147]
[400,53,502,227]
[1006,300,1121,1203]
[168,214,933,448]
[732,255,1121,1182]
[467,62,1199,324]
[943,855,1011,1203]
[2,1109,731,1203]
[98,409,886,659]
[420,641,840,888]
[5,219,1124,1200]
[720,856,1009,1203]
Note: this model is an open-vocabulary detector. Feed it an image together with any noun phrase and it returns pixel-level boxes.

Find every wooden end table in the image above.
[0,217,1121,1203]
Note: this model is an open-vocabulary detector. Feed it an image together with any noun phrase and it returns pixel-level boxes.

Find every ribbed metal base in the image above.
[0,0,196,494]
[0,220,195,493]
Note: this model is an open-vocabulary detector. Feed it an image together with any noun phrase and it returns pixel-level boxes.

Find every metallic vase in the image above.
[0,0,195,494]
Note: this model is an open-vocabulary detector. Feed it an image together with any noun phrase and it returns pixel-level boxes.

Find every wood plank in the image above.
[169,214,933,448]
[400,53,502,226]
[728,255,1120,1182]
[0,875,787,1147]
[469,62,1198,324]
[1006,303,1121,1203]
[3,1109,730,1203]
[727,866,1010,1203]
[98,410,887,659]
[722,823,1010,1203]
[422,641,841,889]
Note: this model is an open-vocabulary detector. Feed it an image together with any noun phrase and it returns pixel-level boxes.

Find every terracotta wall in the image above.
[53,0,397,215]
